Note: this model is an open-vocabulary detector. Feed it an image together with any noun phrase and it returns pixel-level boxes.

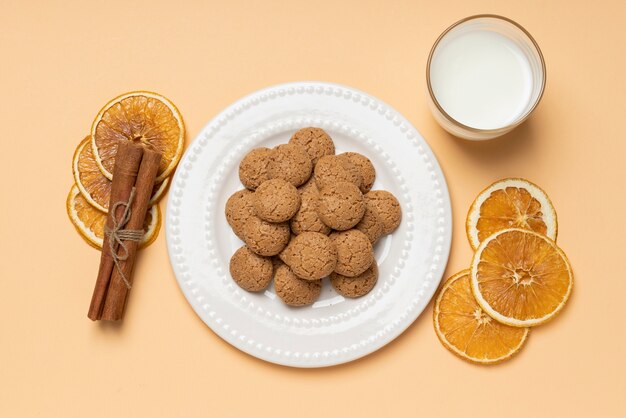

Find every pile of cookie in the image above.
[225,127,401,306]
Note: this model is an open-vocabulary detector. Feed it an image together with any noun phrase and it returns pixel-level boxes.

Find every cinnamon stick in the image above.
[88,142,144,320]
[101,148,161,321]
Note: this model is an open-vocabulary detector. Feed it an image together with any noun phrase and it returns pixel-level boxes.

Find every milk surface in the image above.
[430,30,533,130]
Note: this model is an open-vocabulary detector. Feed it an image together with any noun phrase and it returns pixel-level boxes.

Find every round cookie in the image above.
[229,246,273,291]
[268,144,312,187]
[314,155,363,191]
[330,262,378,298]
[317,181,366,231]
[274,263,322,306]
[290,180,331,235]
[330,229,374,277]
[354,201,385,244]
[280,232,337,280]
[338,152,376,193]
[253,179,301,223]
[243,216,291,256]
[225,189,255,240]
[289,127,335,165]
[365,190,402,235]
[239,147,272,190]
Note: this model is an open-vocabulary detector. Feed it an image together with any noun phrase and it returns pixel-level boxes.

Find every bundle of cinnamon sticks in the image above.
[88,142,161,321]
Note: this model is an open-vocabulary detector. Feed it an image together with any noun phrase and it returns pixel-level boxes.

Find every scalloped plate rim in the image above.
[166,81,452,367]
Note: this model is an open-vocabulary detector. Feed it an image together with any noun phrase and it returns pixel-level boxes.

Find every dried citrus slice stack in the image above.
[434,178,573,365]
[434,270,528,364]
[67,185,160,249]
[466,178,557,250]
[66,91,184,249]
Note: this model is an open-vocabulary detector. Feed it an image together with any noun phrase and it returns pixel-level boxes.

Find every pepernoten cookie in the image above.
[268,144,312,187]
[290,179,331,235]
[243,216,291,256]
[280,232,337,280]
[354,200,384,244]
[225,189,255,240]
[225,126,401,305]
[365,190,402,235]
[338,152,376,193]
[330,229,373,277]
[317,181,365,231]
[229,246,273,291]
[253,178,301,223]
[314,155,362,191]
[289,127,335,165]
[274,262,321,306]
[239,147,272,190]
[330,262,378,298]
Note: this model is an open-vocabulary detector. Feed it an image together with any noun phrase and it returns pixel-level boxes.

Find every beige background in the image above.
[1,0,625,417]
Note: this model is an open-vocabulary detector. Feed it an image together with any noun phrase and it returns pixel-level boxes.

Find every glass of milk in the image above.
[427,15,546,140]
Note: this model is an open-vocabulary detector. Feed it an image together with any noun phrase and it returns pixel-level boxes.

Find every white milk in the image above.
[429,30,533,130]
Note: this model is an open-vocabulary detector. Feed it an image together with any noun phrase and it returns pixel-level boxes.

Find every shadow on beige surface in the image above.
[448,118,538,164]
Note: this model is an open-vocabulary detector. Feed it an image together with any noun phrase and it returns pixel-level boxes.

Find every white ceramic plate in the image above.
[166,82,452,367]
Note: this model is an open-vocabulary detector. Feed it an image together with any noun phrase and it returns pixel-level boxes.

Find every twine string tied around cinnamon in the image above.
[105,187,144,289]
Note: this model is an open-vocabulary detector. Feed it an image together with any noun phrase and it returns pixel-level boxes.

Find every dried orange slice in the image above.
[91,91,184,183]
[73,136,169,212]
[471,228,573,327]
[466,178,557,250]
[66,185,161,249]
[434,270,529,364]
